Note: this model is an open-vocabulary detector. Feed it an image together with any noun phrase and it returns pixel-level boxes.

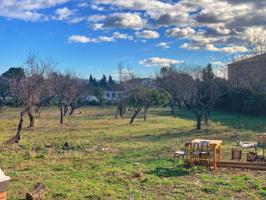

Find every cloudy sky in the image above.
[0,0,265,78]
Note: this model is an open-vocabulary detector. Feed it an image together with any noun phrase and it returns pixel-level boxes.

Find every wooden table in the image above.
[188,139,223,170]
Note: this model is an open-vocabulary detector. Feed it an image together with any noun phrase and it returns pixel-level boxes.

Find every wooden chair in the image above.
[255,134,266,161]
[192,142,201,166]
[173,142,189,166]
[199,141,212,168]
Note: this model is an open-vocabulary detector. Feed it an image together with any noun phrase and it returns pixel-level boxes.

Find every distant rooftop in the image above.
[228,53,266,66]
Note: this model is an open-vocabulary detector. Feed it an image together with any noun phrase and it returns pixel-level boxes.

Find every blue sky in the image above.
[0,0,265,79]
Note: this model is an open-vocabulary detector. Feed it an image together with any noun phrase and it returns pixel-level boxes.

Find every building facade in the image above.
[228,53,266,88]
[103,90,122,102]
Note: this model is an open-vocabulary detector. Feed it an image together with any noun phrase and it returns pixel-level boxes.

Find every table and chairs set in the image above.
[174,134,266,171]
[173,139,222,170]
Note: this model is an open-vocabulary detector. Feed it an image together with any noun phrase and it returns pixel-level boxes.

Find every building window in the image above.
[112,93,116,98]
[106,93,110,98]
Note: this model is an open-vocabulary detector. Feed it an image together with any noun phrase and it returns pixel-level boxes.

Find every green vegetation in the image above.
[0,107,266,200]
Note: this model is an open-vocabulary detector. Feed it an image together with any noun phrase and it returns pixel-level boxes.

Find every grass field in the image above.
[0,106,266,200]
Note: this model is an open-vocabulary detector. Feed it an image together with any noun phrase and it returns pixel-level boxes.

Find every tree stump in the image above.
[26,183,45,200]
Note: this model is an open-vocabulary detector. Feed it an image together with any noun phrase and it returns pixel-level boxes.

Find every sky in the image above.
[0,0,265,79]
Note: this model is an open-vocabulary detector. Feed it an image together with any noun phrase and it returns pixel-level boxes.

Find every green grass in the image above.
[0,106,266,200]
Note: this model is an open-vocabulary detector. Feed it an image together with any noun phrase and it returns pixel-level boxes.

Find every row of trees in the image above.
[114,64,228,130]
[88,74,116,88]
[0,54,258,144]
[156,64,229,129]
[1,55,95,144]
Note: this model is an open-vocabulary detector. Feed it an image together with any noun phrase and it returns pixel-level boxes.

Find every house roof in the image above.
[228,53,266,66]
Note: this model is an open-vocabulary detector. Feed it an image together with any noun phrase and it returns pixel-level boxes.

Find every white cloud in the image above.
[91,4,105,11]
[180,43,201,51]
[54,7,73,20]
[91,12,146,30]
[93,0,188,24]
[180,43,248,53]
[68,35,91,43]
[166,27,195,38]
[68,32,133,44]
[68,35,114,43]
[220,45,248,53]
[156,42,170,49]
[68,17,85,24]
[97,36,115,42]
[91,23,104,30]
[88,15,106,22]
[3,0,266,55]
[140,57,184,67]
[90,0,266,54]
[135,30,160,39]
[0,0,68,21]
[77,2,90,8]
[112,32,133,40]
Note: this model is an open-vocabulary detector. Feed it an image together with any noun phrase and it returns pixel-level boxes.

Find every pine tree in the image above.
[108,75,115,85]
[99,74,107,88]
[89,74,94,86]
[93,78,97,87]
[202,63,215,82]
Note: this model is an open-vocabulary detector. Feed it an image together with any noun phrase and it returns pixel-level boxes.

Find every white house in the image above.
[103,90,122,101]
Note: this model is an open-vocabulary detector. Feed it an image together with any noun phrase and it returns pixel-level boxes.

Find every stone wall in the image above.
[228,54,266,88]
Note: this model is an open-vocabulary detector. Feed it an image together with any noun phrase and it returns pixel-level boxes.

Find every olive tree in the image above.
[178,65,228,130]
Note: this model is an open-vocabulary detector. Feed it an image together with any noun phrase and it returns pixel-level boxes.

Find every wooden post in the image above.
[218,146,221,161]
[189,143,193,167]
[213,144,217,170]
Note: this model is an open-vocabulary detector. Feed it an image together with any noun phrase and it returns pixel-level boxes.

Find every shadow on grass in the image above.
[112,128,230,144]
[148,166,189,177]
[151,108,266,133]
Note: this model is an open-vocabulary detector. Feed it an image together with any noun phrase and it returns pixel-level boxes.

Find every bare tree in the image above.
[47,72,84,124]
[4,54,53,144]
[249,34,266,56]
[178,66,228,130]
[8,54,51,128]
[114,65,134,119]
[114,65,158,123]
[124,77,157,124]
[68,79,90,115]
[156,66,179,114]
[156,65,191,114]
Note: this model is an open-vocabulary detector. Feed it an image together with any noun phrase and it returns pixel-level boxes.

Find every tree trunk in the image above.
[143,107,147,121]
[120,105,125,118]
[63,105,68,116]
[161,90,175,115]
[0,99,4,111]
[60,105,64,124]
[143,104,149,121]
[196,115,202,130]
[115,106,119,119]
[27,109,35,128]
[170,102,175,115]
[204,111,210,126]
[122,106,126,116]
[69,106,75,115]
[26,183,45,200]
[4,110,25,145]
[35,105,41,119]
[130,108,141,124]
[177,99,181,109]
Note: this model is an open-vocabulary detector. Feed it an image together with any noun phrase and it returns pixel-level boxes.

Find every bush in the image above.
[217,88,266,115]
